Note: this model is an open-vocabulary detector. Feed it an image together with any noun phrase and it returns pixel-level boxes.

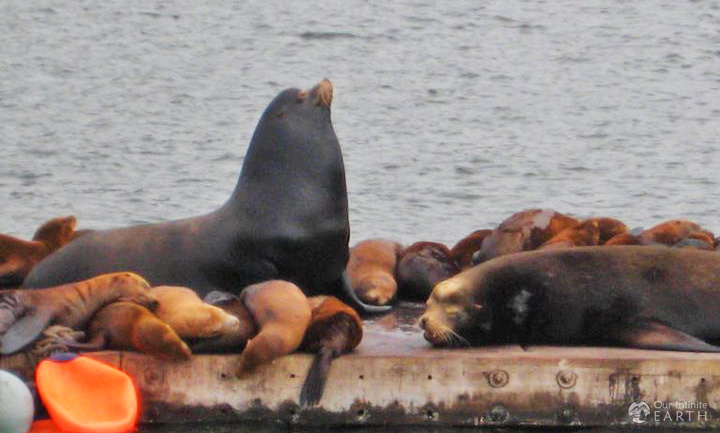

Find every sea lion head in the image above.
[418,274,488,347]
[32,215,77,249]
[109,272,158,310]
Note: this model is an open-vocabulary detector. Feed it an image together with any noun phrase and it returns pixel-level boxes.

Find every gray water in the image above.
[2,0,720,248]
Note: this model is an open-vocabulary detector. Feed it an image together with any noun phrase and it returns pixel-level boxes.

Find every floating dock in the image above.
[2,303,719,429]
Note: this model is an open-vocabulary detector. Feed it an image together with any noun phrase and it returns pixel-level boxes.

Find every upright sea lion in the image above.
[236,280,312,376]
[149,286,240,341]
[22,80,388,314]
[0,216,77,288]
[537,219,600,250]
[64,302,192,361]
[397,242,459,301]
[449,229,492,270]
[0,272,156,354]
[347,239,404,306]
[472,209,578,264]
[299,296,363,407]
[420,246,720,352]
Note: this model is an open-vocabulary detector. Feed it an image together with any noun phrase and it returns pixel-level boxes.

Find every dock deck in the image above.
[2,302,719,429]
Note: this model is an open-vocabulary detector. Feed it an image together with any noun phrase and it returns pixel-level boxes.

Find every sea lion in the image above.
[472,209,578,264]
[149,286,240,341]
[236,280,312,376]
[420,246,720,352]
[397,242,459,301]
[449,229,492,270]
[299,296,363,407]
[347,239,404,306]
[0,216,78,288]
[585,217,629,244]
[0,272,156,355]
[537,219,600,250]
[63,302,192,360]
[22,80,388,314]
[190,291,258,353]
[604,232,642,246]
[638,219,714,246]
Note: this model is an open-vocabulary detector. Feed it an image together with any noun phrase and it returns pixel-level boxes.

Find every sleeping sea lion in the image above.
[236,280,311,376]
[347,239,404,306]
[537,219,600,250]
[472,209,578,264]
[638,219,714,246]
[63,302,192,361]
[0,272,156,354]
[22,80,388,314]
[299,295,363,407]
[149,286,240,341]
[190,291,258,353]
[420,246,720,352]
[449,229,492,270]
[397,242,459,301]
[0,216,77,288]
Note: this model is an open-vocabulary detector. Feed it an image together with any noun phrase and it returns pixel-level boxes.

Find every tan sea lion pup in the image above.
[64,302,192,361]
[150,286,240,341]
[236,280,311,377]
[472,209,578,263]
[0,216,78,288]
[0,272,156,354]
[347,239,404,306]
[299,295,363,407]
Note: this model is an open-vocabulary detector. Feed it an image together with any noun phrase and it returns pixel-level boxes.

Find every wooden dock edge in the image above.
[4,347,720,428]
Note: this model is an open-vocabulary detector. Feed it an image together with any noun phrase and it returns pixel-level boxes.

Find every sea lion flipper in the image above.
[618,320,720,353]
[0,307,54,355]
[299,346,336,407]
[338,271,392,315]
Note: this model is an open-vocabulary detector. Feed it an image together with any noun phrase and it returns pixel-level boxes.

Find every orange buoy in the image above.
[35,354,139,433]
[28,419,62,433]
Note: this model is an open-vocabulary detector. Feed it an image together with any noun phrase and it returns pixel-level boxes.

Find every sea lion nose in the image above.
[311,78,333,107]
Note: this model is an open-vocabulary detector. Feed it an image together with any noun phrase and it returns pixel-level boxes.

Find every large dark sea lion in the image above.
[22,80,387,313]
[420,246,720,352]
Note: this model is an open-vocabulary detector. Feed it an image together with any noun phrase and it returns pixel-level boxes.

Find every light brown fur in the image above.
[150,286,240,340]
[236,280,311,376]
[639,219,714,246]
[87,301,191,360]
[538,219,601,250]
[0,216,78,287]
[347,239,404,306]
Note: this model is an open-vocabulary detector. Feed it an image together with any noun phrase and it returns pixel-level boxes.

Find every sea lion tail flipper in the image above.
[299,346,337,407]
[618,320,720,353]
[338,271,392,316]
[0,307,54,355]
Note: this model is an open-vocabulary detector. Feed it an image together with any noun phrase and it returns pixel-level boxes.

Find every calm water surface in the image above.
[2,0,719,246]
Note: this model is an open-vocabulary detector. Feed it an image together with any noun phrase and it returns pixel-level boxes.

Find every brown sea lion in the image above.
[638,219,714,246]
[537,219,600,250]
[420,246,720,352]
[0,272,156,355]
[64,302,191,361]
[472,209,578,264]
[397,242,459,302]
[449,229,492,270]
[299,296,363,407]
[347,239,404,306]
[0,216,78,288]
[236,280,311,376]
[189,291,258,353]
[23,80,389,315]
[585,217,629,244]
[150,286,240,341]
[604,232,642,246]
